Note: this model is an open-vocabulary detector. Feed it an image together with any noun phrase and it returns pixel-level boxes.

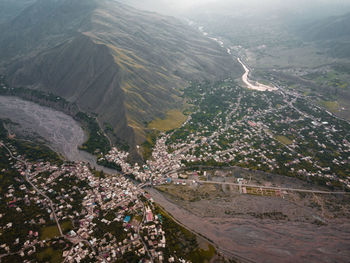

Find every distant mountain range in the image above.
[0,0,240,147]
[302,12,350,41]
[0,0,36,24]
[300,12,350,58]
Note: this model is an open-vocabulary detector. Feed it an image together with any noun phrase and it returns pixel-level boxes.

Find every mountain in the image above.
[117,0,176,15]
[299,12,350,58]
[302,12,350,41]
[0,0,241,147]
[0,0,36,24]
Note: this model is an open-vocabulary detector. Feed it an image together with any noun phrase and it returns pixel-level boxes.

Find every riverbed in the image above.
[0,95,118,173]
[148,187,350,263]
[198,24,277,92]
[237,58,277,92]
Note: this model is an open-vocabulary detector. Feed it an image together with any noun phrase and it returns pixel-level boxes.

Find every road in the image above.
[164,164,349,195]
[138,201,154,263]
[1,142,100,259]
[2,143,64,236]
[172,178,349,195]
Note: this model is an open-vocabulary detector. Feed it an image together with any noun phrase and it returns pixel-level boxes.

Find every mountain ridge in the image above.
[299,12,350,58]
[301,12,350,41]
[0,0,241,147]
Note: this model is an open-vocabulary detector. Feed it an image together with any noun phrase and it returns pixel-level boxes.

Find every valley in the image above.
[150,179,350,263]
[1,30,350,262]
[203,13,350,122]
[0,0,241,148]
[0,0,350,263]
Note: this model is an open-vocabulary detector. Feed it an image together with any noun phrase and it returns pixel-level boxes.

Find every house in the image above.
[146,211,153,223]
[123,216,131,223]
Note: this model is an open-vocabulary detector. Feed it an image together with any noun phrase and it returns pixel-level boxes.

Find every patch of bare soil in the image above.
[149,173,350,263]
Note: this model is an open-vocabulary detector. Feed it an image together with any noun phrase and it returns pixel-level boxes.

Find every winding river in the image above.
[198,24,277,92]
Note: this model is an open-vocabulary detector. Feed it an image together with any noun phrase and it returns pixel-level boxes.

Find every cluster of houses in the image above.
[97,83,350,190]
[137,84,350,189]
[0,141,179,262]
[2,74,350,262]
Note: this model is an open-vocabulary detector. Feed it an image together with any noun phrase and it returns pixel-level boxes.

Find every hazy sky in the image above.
[123,0,350,15]
[146,0,350,8]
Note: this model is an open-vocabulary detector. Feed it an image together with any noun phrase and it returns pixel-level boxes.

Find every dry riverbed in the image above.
[148,173,350,263]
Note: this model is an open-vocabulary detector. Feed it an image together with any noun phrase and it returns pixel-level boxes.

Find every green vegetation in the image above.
[305,71,348,90]
[0,119,10,139]
[1,254,23,263]
[104,122,130,152]
[142,130,160,160]
[189,244,216,263]
[76,112,110,155]
[148,109,187,132]
[93,217,127,243]
[0,120,72,262]
[166,80,350,190]
[11,139,63,164]
[37,247,63,263]
[40,221,72,240]
[97,158,122,171]
[0,147,45,252]
[115,251,144,263]
[275,135,293,145]
[319,100,340,112]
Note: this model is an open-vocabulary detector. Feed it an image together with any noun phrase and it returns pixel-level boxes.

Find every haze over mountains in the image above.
[0,0,240,146]
[1,1,350,262]
[0,0,36,24]
[122,0,350,18]
[299,12,350,58]
[1,0,349,148]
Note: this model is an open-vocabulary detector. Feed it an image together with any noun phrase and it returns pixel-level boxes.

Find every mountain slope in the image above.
[301,12,350,41]
[0,0,241,147]
[0,0,36,24]
[299,12,350,58]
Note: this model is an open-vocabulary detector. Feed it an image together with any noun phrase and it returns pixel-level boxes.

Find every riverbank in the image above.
[0,83,114,154]
[237,58,277,92]
[148,186,350,263]
[0,95,120,174]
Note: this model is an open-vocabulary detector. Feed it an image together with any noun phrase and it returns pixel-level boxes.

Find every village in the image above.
[100,80,350,190]
[155,81,350,189]
[1,78,350,262]
[0,140,178,263]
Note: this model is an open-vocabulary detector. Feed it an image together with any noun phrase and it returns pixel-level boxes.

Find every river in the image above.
[198,24,277,92]
[237,58,277,92]
[0,95,118,174]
